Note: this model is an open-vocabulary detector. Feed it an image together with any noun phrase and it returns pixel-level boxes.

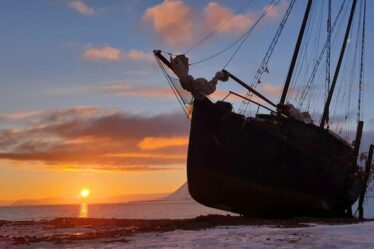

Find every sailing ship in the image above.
[154,0,372,217]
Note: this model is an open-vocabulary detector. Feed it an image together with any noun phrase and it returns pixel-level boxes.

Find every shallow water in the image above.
[0,201,230,221]
[0,198,373,221]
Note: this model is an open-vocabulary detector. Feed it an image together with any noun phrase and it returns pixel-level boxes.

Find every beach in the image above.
[1,215,374,248]
[1,199,374,248]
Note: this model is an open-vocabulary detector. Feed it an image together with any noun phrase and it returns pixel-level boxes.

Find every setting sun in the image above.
[80,188,90,198]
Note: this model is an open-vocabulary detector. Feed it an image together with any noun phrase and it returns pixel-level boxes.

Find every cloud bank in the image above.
[143,0,286,45]
[0,107,189,171]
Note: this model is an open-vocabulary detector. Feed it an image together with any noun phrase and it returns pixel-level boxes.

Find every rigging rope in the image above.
[348,0,363,129]
[326,0,332,101]
[156,56,191,119]
[358,0,366,122]
[189,0,279,66]
[329,0,363,138]
[296,0,347,108]
[184,0,255,55]
[238,0,296,114]
[288,0,320,104]
[222,0,280,69]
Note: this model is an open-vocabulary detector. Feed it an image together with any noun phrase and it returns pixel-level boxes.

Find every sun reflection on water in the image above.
[79,203,88,218]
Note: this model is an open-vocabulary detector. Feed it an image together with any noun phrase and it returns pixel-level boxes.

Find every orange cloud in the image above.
[127,49,154,62]
[0,111,40,121]
[264,0,289,19]
[82,47,154,63]
[261,83,283,97]
[106,152,185,160]
[83,46,122,61]
[0,108,189,172]
[0,107,106,125]
[95,78,262,100]
[203,2,254,34]
[68,1,95,16]
[143,1,286,45]
[138,136,188,150]
[94,83,174,98]
[143,0,193,45]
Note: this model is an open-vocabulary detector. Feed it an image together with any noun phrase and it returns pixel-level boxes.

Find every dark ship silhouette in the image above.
[154,0,372,217]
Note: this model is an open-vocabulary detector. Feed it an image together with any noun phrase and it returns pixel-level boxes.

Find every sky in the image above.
[0,0,373,202]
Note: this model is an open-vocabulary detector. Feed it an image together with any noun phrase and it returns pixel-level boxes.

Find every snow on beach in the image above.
[129,222,374,249]
[1,216,374,248]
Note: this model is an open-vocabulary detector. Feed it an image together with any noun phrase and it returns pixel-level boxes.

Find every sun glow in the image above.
[80,188,90,198]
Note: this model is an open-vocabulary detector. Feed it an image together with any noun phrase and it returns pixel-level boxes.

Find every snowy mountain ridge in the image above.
[163,182,193,201]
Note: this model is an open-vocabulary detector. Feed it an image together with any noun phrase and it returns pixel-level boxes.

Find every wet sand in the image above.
[0,215,372,246]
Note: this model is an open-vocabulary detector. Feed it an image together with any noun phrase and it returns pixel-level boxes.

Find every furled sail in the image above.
[170,55,229,99]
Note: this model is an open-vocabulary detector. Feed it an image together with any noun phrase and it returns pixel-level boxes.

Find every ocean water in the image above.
[0,198,373,221]
[0,201,230,221]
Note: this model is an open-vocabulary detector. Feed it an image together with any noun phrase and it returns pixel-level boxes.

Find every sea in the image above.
[1,198,374,221]
[0,200,230,221]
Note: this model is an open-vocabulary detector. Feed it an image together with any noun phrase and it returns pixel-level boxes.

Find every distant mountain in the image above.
[4,184,192,207]
[103,193,169,204]
[7,193,170,207]
[12,198,78,206]
[0,200,12,206]
[162,182,193,201]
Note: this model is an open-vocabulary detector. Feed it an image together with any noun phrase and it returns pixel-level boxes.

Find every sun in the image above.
[80,188,90,198]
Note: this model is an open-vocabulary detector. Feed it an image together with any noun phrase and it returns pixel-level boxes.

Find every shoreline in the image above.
[1,215,373,246]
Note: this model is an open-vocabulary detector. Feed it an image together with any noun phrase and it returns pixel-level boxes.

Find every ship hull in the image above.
[187,98,362,217]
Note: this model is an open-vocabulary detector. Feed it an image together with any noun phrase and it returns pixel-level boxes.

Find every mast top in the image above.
[320,0,358,128]
[279,0,313,107]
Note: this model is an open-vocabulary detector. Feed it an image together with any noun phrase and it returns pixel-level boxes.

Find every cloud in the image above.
[0,107,189,172]
[127,49,154,62]
[263,0,288,19]
[0,111,40,122]
[203,2,254,34]
[261,83,283,97]
[93,83,173,98]
[138,136,188,150]
[83,46,122,62]
[143,0,193,45]
[143,1,286,45]
[0,107,106,126]
[93,82,257,103]
[82,47,154,63]
[68,1,95,16]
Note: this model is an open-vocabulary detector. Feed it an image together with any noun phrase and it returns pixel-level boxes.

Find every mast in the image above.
[325,0,331,105]
[279,0,313,106]
[320,0,358,128]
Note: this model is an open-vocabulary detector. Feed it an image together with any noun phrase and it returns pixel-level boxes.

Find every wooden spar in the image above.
[153,50,173,70]
[320,0,358,128]
[153,51,276,109]
[279,0,313,106]
[352,121,364,170]
[358,144,373,219]
[223,70,277,108]
[229,91,275,112]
